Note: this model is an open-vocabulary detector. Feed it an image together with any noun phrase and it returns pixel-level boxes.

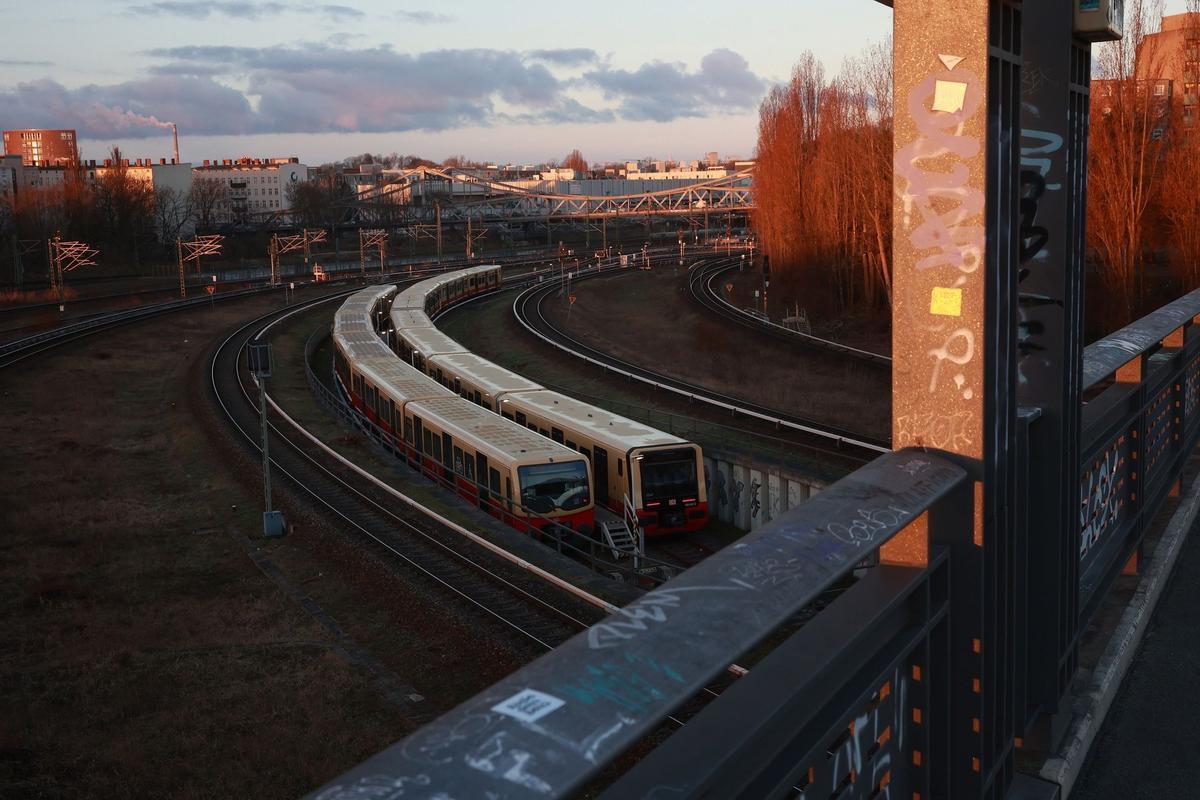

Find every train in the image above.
[389,265,709,535]
[332,283,595,534]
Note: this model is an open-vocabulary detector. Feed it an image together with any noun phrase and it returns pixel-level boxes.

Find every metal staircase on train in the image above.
[599,519,638,560]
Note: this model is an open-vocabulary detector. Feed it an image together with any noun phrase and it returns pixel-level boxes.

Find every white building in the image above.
[0,154,20,204]
[194,157,309,223]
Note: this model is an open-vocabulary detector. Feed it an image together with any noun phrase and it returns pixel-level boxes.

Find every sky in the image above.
[0,1,1193,166]
[0,0,901,165]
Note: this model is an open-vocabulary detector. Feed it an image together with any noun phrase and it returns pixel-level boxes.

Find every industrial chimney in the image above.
[172,123,180,165]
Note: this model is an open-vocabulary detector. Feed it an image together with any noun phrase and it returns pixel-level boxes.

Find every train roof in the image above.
[428,351,543,399]
[335,284,395,334]
[334,330,395,362]
[396,325,469,359]
[393,265,501,312]
[407,395,582,466]
[362,357,458,405]
[508,389,687,451]
[391,308,433,330]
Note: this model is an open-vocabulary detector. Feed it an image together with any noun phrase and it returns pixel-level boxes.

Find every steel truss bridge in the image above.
[340,165,755,228]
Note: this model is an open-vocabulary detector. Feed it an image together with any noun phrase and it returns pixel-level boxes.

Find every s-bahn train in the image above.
[389,266,709,535]
[332,284,595,534]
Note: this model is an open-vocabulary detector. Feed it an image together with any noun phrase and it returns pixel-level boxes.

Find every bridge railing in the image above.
[1077,288,1200,623]
[307,450,967,799]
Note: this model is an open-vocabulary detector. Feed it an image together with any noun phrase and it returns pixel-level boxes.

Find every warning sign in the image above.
[725,282,734,293]
[205,285,216,295]
[569,294,577,305]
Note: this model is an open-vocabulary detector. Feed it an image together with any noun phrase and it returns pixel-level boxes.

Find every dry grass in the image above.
[0,291,528,799]
[540,267,890,440]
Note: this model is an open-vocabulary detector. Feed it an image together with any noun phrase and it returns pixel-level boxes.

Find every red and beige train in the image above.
[332,265,708,537]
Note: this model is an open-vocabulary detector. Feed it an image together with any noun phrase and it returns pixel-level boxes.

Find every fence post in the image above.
[888,1,1022,795]
[1016,0,1091,750]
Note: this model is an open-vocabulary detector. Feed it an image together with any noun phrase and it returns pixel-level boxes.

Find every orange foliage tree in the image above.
[752,43,893,312]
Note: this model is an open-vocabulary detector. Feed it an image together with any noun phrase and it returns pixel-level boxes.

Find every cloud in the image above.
[527,49,598,67]
[0,76,258,137]
[0,45,764,140]
[0,59,55,67]
[584,48,766,122]
[126,1,362,20]
[397,10,454,24]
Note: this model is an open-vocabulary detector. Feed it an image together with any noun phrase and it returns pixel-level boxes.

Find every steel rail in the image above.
[211,293,604,653]
[512,260,890,454]
[688,260,893,366]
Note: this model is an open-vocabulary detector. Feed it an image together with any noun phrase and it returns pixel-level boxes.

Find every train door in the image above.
[593,447,609,507]
[476,452,489,511]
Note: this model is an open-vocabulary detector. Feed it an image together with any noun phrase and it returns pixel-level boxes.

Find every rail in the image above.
[309,285,1200,799]
[689,260,893,366]
[513,259,890,454]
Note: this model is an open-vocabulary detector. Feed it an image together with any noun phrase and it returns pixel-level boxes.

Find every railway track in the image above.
[687,260,893,366]
[512,258,890,456]
[209,291,614,664]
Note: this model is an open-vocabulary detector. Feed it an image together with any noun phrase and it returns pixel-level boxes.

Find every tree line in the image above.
[753,1,1200,332]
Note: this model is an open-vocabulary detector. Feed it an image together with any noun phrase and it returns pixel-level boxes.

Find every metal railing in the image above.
[305,286,1200,800]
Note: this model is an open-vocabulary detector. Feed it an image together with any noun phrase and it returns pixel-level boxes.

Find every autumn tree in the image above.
[562,149,588,174]
[752,44,893,312]
[1088,0,1168,324]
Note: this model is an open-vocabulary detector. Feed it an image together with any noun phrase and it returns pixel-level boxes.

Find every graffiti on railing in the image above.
[1186,354,1200,421]
[802,666,909,800]
[1080,435,1130,561]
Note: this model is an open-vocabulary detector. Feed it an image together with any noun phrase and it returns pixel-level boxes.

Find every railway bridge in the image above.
[311,2,1194,798]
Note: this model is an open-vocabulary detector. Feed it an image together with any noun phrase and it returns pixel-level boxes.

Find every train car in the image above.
[428,351,541,413]
[502,390,707,535]
[394,325,469,378]
[390,266,709,535]
[403,396,594,534]
[333,285,593,536]
[393,265,501,318]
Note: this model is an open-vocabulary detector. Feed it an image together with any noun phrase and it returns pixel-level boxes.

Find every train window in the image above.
[464,454,475,482]
[474,391,482,405]
[505,477,513,511]
[432,435,442,464]
[404,418,413,443]
[539,428,549,437]
[566,440,577,450]
[551,428,564,444]
[489,468,501,494]
[453,447,464,474]
[423,429,432,455]
[501,411,513,421]
[581,447,591,461]
[452,377,461,393]
[515,412,527,426]
[442,433,453,467]
[618,459,624,477]
[528,424,538,432]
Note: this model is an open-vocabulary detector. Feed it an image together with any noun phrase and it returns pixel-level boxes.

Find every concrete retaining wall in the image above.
[703,451,825,531]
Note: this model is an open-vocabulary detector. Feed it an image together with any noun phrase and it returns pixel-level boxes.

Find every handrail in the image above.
[306,449,965,800]
[1082,286,1200,391]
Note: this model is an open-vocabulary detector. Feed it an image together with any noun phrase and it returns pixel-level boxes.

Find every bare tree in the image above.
[188,176,229,231]
[1088,0,1168,324]
[153,185,193,244]
[1160,1,1200,290]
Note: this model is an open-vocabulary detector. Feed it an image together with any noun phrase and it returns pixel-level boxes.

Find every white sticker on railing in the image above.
[492,689,566,723]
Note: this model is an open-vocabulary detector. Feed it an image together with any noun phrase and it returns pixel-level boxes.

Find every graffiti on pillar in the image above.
[895,62,986,412]
[750,481,761,519]
[1017,128,1066,387]
[730,475,745,518]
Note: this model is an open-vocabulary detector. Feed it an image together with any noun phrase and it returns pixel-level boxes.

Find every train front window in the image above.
[518,461,590,514]
[640,449,698,501]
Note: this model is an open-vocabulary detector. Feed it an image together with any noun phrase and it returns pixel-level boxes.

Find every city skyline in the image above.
[1,0,898,164]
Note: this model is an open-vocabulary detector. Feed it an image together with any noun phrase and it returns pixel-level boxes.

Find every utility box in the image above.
[1075,0,1124,42]
[263,510,286,538]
